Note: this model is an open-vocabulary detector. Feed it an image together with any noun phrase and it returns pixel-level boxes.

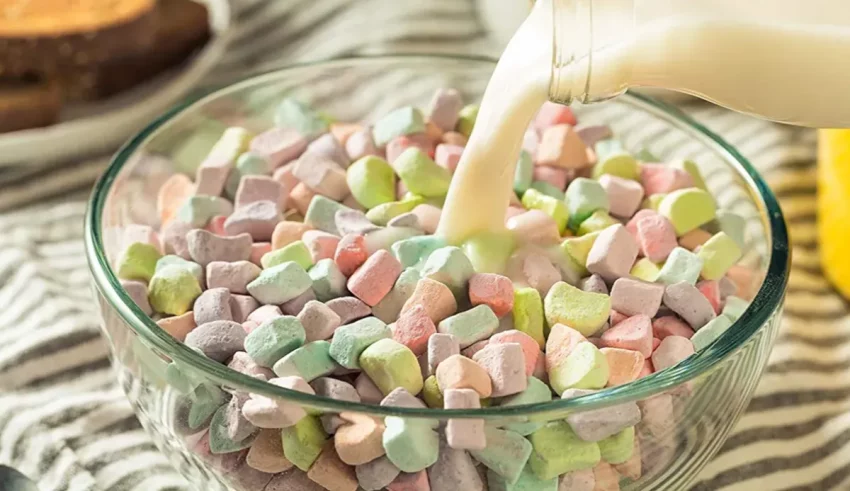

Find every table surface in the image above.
[0,1,844,490]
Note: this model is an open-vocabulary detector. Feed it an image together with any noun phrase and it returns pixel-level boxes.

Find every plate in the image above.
[0,0,233,166]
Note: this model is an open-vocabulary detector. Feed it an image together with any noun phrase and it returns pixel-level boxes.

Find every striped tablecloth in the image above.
[0,1,844,490]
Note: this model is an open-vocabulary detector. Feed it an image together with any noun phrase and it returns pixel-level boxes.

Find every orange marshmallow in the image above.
[271,221,313,250]
[335,412,386,466]
[535,124,590,169]
[435,354,492,398]
[290,182,317,215]
[250,242,272,266]
[388,470,430,491]
[334,234,369,277]
[678,228,713,251]
[156,311,196,341]
[601,347,644,386]
[157,173,194,224]
[307,441,358,491]
[400,278,457,324]
[600,314,654,358]
[330,123,363,146]
[506,210,561,245]
[651,316,694,340]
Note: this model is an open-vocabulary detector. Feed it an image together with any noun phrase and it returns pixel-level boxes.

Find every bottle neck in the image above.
[548,0,635,105]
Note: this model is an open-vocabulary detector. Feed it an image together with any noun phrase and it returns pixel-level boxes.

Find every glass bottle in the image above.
[548,0,850,128]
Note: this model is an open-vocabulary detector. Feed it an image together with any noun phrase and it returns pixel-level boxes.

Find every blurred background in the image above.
[0,2,844,491]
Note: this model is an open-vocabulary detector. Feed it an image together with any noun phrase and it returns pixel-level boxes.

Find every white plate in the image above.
[0,0,233,166]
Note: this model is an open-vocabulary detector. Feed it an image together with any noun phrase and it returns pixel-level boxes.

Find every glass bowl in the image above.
[85,55,789,491]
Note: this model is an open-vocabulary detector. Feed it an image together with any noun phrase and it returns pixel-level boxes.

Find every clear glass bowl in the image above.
[85,55,790,491]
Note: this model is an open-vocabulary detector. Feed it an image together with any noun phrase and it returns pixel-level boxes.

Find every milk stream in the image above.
[438,0,850,245]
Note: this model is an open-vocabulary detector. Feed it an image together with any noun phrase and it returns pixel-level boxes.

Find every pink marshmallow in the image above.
[506,209,561,245]
[468,273,515,318]
[235,176,284,210]
[411,204,442,234]
[392,305,437,356]
[534,101,578,130]
[249,242,271,266]
[586,224,639,282]
[635,214,678,263]
[250,127,307,168]
[640,163,694,195]
[303,230,341,262]
[386,134,435,163]
[697,280,722,314]
[599,174,644,218]
[652,316,695,340]
[599,314,653,357]
[652,336,695,371]
[533,166,570,190]
[434,144,464,172]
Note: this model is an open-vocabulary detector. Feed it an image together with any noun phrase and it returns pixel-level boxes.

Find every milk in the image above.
[438,0,850,244]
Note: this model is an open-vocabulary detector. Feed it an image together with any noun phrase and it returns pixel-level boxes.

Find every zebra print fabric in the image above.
[0,1,844,490]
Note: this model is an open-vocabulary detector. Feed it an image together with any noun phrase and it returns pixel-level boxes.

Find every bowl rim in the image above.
[85,54,790,418]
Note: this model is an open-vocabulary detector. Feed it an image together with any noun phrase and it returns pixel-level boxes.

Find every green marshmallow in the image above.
[170,121,228,174]
[392,148,452,198]
[642,193,667,210]
[598,426,635,464]
[328,317,392,369]
[438,305,499,348]
[672,159,708,191]
[528,421,601,480]
[392,235,446,269]
[657,247,704,285]
[498,377,553,435]
[383,416,440,472]
[176,195,233,228]
[630,257,661,282]
[156,255,203,285]
[593,151,640,181]
[347,156,396,209]
[366,196,425,226]
[594,139,624,161]
[207,126,253,163]
[187,383,227,429]
[209,404,256,454]
[512,287,545,348]
[560,232,600,274]
[697,232,743,281]
[372,267,421,323]
[530,181,565,200]
[544,281,610,337]
[576,210,618,236]
[462,232,516,274]
[566,178,610,230]
[282,415,328,471]
[456,104,479,137]
[274,98,328,139]
[635,147,658,162]
[715,210,746,247]
[262,240,314,270]
[548,341,609,394]
[245,316,306,367]
[722,295,749,321]
[469,426,533,485]
[117,242,162,283]
[420,246,474,298]
[305,195,355,235]
[514,150,534,195]
[422,375,444,408]
[148,266,202,315]
[521,189,569,234]
[691,315,733,351]
[658,188,717,236]
[273,340,336,381]
[246,261,312,305]
[487,464,558,491]
[360,338,424,396]
[309,258,347,302]
[372,107,426,147]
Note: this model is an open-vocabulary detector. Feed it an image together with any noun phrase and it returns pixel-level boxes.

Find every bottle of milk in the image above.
[547,0,850,128]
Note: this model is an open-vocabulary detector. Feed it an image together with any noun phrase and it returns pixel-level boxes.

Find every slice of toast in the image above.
[57,0,211,101]
[0,77,62,133]
[0,0,158,77]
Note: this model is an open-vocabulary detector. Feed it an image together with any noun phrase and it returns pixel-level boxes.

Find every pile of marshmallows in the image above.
[115,89,756,491]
